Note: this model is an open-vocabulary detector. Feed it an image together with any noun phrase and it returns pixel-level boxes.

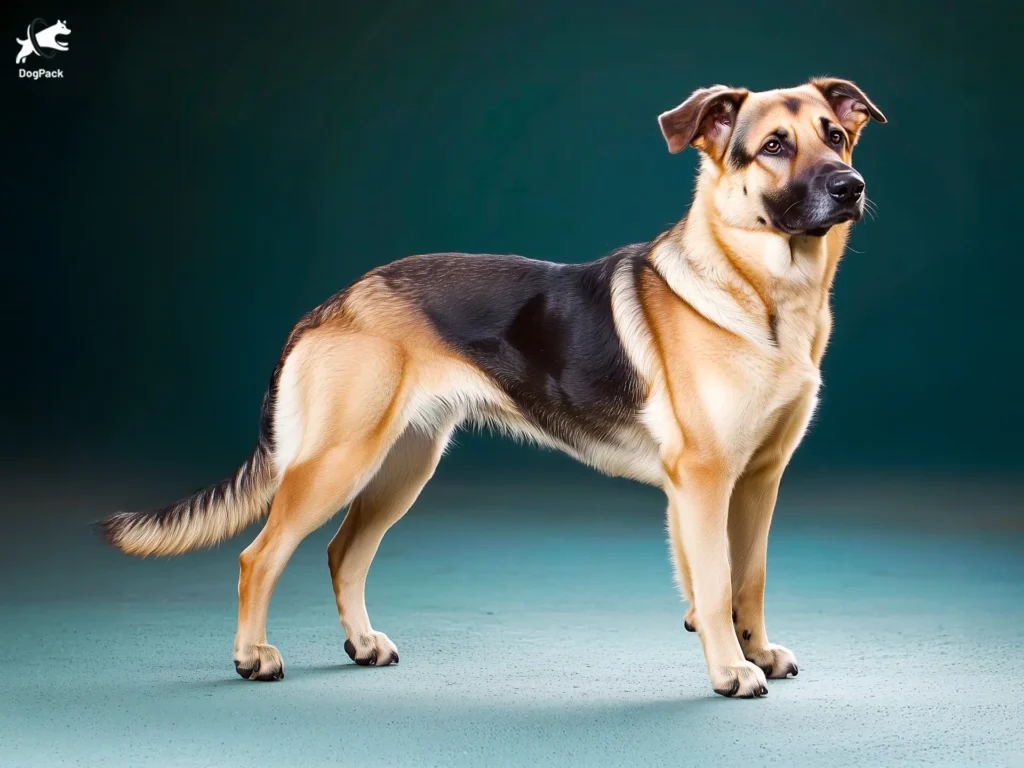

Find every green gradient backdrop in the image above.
[4,0,1021,476]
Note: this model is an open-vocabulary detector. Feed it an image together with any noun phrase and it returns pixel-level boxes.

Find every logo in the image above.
[16,18,69,78]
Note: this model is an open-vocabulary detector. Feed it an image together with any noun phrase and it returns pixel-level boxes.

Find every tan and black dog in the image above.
[101,78,885,698]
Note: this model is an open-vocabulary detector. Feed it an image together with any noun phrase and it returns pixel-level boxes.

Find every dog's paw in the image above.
[744,643,798,679]
[710,660,768,698]
[345,631,399,667]
[234,643,285,681]
[711,660,768,698]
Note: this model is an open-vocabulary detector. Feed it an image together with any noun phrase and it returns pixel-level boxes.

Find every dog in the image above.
[101,78,885,698]
[15,19,70,64]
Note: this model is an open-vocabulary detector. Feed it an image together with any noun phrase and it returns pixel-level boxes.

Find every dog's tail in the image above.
[98,391,280,557]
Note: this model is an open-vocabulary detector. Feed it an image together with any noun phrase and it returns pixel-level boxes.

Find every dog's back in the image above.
[375,248,648,449]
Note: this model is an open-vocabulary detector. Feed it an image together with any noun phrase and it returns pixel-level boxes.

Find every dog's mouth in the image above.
[772,207,862,238]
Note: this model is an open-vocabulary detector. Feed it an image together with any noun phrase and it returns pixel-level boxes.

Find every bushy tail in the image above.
[98,376,285,557]
[97,292,340,557]
[99,441,278,556]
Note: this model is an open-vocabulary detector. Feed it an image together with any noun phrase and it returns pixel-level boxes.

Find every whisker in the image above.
[781,199,802,219]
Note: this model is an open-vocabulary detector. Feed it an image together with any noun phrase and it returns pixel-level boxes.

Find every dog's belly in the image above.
[472,403,663,484]
[572,423,663,484]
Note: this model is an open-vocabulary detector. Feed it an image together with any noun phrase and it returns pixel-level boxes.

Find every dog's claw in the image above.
[714,679,741,697]
[254,663,284,682]
[345,633,399,667]
[234,645,283,681]
[712,660,768,698]
[746,643,799,680]
[346,641,382,666]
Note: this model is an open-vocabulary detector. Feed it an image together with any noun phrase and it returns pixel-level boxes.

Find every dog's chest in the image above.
[773,296,821,370]
[698,312,822,459]
[766,293,823,398]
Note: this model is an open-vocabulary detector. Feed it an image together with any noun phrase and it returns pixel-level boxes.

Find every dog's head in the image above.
[659,79,885,237]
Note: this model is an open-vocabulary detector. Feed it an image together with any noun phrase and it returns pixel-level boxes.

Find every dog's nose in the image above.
[826,170,865,203]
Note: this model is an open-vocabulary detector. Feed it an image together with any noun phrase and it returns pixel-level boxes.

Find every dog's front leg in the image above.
[728,390,817,680]
[664,456,768,698]
[728,466,799,679]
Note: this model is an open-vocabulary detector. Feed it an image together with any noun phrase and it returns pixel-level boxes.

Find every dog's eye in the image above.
[829,130,844,147]
[762,139,782,155]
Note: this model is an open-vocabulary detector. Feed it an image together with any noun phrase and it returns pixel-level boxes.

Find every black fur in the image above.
[768,312,779,347]
[729,140,754,169]
[762,180,811,234]
[763,160,860,235]
[378,245,651,451]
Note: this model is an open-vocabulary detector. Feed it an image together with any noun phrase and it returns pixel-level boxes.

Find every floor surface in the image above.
[2,473,1022,766]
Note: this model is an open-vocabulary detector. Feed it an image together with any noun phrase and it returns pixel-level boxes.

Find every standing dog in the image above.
[101,78,885,698]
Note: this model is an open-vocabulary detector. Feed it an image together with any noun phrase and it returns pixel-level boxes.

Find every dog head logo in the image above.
[16,18,70,65]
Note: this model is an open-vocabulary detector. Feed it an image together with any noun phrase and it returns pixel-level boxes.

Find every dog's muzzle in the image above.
[767,163,867,237]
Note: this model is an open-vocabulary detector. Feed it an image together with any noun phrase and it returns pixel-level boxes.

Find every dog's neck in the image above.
[650,172,846,356]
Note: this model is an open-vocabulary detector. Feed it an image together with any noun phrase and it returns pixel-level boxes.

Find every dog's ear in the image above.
[658,86,749,158]
[811,78,886,141]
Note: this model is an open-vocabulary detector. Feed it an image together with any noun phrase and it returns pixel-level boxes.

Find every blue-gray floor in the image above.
[2,472,1023,766]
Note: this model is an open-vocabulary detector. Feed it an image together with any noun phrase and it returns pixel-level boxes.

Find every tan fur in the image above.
[103,440,276,557]
[327,425,453,664]
[628,82,881,694]
[105,80,882,696]
[245,83,861,691]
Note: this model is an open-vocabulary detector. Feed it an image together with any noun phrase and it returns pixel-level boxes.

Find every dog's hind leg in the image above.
[233,329,410,681]
[327,423,454,666]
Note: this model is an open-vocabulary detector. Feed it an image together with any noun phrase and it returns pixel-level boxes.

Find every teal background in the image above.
[4,0,1022,476]
[4,2,1024,766]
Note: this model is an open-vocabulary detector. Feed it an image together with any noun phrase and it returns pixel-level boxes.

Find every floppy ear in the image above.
[658,86,749,158]
[811,78,886,139]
